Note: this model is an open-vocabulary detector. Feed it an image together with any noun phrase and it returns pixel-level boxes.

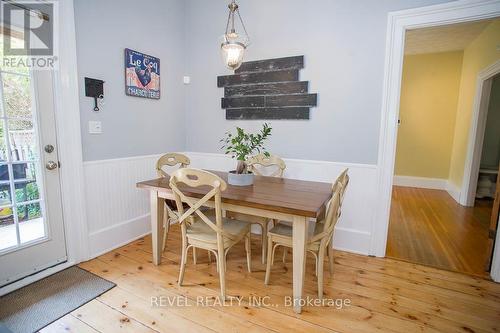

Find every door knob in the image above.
[46,161,58,170]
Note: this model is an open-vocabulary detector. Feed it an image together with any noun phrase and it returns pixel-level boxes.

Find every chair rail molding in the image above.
[373,0,500,282]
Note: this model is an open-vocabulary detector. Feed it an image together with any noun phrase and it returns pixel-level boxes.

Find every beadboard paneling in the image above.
[187,152,378,242]
[83,152,378,258]
[84,154,160,257]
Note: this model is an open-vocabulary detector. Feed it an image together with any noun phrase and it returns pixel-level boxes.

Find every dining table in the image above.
[137,170,332,314]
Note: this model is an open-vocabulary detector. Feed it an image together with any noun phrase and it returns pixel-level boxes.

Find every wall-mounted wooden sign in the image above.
[217,56,317,120]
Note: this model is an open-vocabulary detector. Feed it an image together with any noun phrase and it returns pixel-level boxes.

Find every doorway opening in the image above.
[385,18,500,277]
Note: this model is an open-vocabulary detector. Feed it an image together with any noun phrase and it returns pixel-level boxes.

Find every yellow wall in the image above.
[395,51,463,178]
[448,20,500,187]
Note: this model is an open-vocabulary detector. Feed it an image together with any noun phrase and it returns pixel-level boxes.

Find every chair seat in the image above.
[269,220,326,237]
[187,217,251,246]
[268,223,293,237]
[268,221,326,248]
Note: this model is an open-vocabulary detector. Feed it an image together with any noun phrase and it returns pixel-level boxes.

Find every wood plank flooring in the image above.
[42,226,500,333]
[387,186,493,276]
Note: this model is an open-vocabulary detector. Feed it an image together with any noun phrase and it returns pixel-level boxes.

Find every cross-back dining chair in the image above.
[227,153,286,264]
[334,168,349,208]
[247,153,286,177]
[282,167,350,264]
[156,153,190,251]
[265,169,348,299]
[170,168,252,299]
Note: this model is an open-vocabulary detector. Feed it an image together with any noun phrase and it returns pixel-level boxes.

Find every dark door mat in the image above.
[0,266,115,333]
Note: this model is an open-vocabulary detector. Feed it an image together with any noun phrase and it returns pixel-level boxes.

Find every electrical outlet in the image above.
[88,121,102,134]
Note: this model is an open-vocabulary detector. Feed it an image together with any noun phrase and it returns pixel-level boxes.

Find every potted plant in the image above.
[220,123,272,186]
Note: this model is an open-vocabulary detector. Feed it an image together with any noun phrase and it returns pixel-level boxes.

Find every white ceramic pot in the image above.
[227,171,254,186]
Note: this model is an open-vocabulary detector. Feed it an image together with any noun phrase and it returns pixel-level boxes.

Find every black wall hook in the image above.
[85,77,105,112]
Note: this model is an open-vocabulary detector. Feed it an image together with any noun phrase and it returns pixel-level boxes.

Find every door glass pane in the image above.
[8,119,38,161]
[0,178,14,251]
[0,180,12,206]
[2,73,32,118]
[0,34,29,75]
[0,204,16,250]
[0,67,47,252]
[15,164,40,203]
[17,201,44,244]
[0,123,7,160]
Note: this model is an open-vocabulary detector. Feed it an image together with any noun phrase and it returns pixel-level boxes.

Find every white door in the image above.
[0,34,66,287]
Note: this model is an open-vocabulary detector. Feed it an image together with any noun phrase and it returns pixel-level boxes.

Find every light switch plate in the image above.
[88,121,102,134]
[183,76,191,85]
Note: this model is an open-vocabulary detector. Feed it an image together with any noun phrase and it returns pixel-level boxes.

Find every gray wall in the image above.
[184,0,450,164]
[74,0,186,161]
[481,75,500,169]
[73,0,452,163]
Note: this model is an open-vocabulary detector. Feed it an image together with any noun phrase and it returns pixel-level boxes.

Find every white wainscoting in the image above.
[83,152,378,259]
[187,152,377,255]
[84,154,160,258]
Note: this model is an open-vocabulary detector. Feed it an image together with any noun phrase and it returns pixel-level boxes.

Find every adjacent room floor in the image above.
[41,227,500,333]
[387,186,493,277]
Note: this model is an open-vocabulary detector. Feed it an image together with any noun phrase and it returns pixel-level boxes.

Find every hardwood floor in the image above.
[41,226,500,333]
[387,186,493,276]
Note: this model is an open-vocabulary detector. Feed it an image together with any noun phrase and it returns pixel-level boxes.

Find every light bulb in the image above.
[221,42,245,70]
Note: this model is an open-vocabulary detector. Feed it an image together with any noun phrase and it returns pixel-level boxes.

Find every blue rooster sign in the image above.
[125,48,160,99]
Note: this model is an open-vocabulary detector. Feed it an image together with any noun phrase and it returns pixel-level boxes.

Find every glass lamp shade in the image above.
[221,41,246,70]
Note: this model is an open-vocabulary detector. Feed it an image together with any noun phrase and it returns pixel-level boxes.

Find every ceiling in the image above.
[404,20,493,55]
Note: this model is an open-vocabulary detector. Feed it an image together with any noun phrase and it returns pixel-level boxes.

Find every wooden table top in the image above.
[137,170,332,218]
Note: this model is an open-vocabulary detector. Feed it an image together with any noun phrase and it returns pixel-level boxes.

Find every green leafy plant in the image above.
[220,123,272,174]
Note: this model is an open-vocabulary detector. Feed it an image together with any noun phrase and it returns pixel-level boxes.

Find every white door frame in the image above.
[371,0,500,280]
[461,60,500,206]
[0,0,88,295]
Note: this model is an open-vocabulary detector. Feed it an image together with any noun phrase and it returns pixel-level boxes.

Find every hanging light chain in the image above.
[224,8,232,40]
[223,0,249,44]
[236,8,249,44]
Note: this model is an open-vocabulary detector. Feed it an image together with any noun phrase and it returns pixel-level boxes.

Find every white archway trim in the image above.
[372,0,500,268]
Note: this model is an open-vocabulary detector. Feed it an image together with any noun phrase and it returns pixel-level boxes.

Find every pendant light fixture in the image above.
[221,0,249,71]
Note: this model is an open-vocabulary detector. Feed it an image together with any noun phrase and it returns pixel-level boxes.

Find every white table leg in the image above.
[292,215,307,313]
[150,190,164,265]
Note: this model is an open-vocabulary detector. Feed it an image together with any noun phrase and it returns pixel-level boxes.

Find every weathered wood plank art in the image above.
[217,56,317,120]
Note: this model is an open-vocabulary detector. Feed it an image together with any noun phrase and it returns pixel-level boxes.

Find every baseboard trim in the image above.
[393,175,448,190]
[446,182,461,204]
[393,175,462,205]
[333,226,371,255]
[88,214,151,258]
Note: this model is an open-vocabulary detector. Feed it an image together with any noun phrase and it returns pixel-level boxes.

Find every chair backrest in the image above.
[332,168,349,209]
[312,186,341,243]
[156,153,190,178]
[247,154,286,177]
[169,168,237,241]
